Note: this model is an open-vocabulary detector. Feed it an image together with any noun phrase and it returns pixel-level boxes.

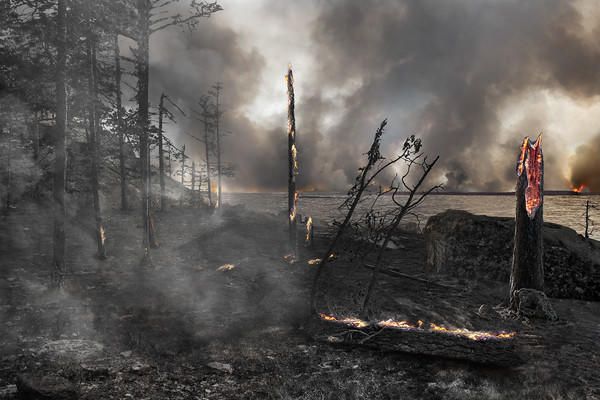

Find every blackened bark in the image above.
[136,0,151,261]
[114,34,127,211]
[53,0,68,283]
[286,67,297,252]
[158,93,166,211]
[214,84,222,208]
[510,137,544,309]
[87,35,106,259]
[203,117,212,207]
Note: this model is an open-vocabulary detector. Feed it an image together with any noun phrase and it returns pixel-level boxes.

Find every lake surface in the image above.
[222,192,600,240]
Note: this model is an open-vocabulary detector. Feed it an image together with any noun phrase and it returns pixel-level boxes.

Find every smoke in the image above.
[146,0,600,192]
[570,134,600,191]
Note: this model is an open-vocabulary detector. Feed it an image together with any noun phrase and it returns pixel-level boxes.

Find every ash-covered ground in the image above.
[0,203,598,399]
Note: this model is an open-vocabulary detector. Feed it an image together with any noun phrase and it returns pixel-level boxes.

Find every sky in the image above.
[143,0,600,193]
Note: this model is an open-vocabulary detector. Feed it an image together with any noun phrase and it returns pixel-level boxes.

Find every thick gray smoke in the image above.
[570,134,600,192]
[149,0,600,192]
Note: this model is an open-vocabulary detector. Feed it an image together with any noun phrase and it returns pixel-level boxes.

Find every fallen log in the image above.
[308,315,523,367]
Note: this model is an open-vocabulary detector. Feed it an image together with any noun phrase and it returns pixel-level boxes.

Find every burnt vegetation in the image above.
[0,1,600,399]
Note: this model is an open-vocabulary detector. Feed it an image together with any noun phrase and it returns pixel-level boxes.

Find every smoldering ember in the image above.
[1,1,600,400]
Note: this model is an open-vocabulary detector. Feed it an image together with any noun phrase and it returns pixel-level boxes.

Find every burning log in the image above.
[310,314,522,367]
[286,66,298,255]
[510,135,544,310]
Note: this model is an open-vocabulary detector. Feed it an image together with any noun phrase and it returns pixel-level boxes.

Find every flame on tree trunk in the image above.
[510,135,544,309]
[286,66,298,253]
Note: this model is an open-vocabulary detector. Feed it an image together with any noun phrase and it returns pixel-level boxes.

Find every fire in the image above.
[305,216,313,242]
[291,143,298,173]
[216,263,235,272]
[307,258,321,265]
[99,224,106,246]
[572,184,586,193]
[516,135,543,218]
[320,314,515,341]
[319,313,370,328]
[283,253,296,264]
[289,192,299,222]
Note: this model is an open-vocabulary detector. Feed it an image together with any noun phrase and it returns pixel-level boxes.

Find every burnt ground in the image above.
[0,202,599,399]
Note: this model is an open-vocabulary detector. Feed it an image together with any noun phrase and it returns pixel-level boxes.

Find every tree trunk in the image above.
[136,0,151,262]
[286,67,297,253]
[178,145,184,206]
[510,136,544,309]
[5,126,11,211]
[191,161,196,206]
[114,34,127,211]
[214,85,222,208]
[158,93,166,211]
[53,0,68,283]
[203,118,212,207]
[86,35,106,259]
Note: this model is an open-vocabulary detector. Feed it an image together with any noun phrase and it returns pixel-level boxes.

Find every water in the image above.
[222,192,600,240]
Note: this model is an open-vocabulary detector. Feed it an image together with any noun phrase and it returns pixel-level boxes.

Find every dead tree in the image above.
[195,95,213,207]
[132,0,222,263]
[210,82,223,208]
[510,135,544,309]
[157,92,185,211]
[53,0,68,284]
[583,200,596,240]
[310,120,391,314]
[360,145,441,314]
[286,66,298,254]
[114,34,127,211]
[86,33,107,259]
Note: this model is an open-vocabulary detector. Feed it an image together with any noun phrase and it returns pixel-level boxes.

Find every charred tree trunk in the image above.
[4,126,11,211]
[158,93,166,211]
[53,0,68,283]
[510,135,544,309]
[585,200,590,239]
[136,0,152,262]
[114,34,127,211]
[286,67,298,254]
[180,145,185,207]
[86,35,107,259]
[213,83,222,208]
[203,117,212,207]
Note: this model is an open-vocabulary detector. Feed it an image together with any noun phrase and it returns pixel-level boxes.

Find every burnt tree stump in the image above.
[510,135,544,310]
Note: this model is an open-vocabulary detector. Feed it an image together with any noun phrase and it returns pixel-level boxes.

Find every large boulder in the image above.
[424,210,600,301]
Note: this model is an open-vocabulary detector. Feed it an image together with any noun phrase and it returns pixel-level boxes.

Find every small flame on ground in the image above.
[216,263,235,272]
[320,314,515,341]
[283,254,296,264]
[307,258,321,265]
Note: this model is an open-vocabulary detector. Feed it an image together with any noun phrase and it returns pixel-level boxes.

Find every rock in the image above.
[514,289,558,321]
[129,361,151,375]
[424,210,600,301]
[16,373,78,400]
[206,362,233,374]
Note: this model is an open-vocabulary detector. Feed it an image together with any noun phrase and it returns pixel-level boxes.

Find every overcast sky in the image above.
[144,0,600,192]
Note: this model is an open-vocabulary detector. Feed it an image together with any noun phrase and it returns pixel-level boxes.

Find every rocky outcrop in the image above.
[424,210,600,301]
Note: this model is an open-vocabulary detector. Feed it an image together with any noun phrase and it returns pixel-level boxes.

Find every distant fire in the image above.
[307,258,321,265]
[320,314,515,341]
[283,253,296,264]
[572,184,586,194]
[289,192,299,222]
[517,135,543,218]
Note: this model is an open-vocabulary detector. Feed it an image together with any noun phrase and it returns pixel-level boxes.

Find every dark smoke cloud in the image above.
[148,0,600,192]
[570,134,600,191]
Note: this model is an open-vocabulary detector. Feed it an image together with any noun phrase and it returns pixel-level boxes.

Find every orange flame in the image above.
[320,314,515,341]
[289,192,299,222]
[305,216,313,242]
[99,225,106,246]
[572,184,586,193]
[517,135,543,218]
